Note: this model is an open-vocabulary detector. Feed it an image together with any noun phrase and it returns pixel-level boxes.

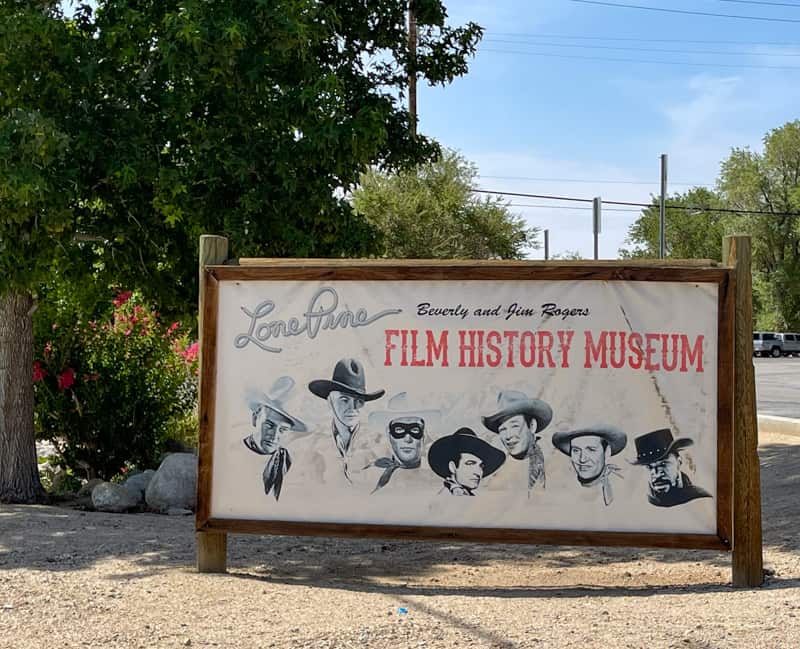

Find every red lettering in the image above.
[557,330,574,368]
[628,333,643,369]
[426,330,449,367]
[485,330,502,367]
[608,331,626,369]
[661,333,679,371]
[537,331,556,368]
[584,331,608,368]
[410,329,426,366]
[645,333,661,371]
[680,334,704,372]
[520,331,536,367]
[384,329,399,366]
[504,331,519,368]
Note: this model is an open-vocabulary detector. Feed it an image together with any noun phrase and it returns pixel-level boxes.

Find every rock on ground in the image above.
[91,482,140,513]
[122,470,156,504]
[145,453,197,513]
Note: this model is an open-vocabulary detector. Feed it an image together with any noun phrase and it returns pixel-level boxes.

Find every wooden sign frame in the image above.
[196,258,735,557]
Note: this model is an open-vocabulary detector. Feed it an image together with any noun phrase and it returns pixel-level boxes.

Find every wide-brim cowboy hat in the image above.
[630,428,693,465]
[245,377,307,432]
[368,392,442,431]
[309,357,385,401]
[552,425,628,456]
[482,390,553,433]
[428,428,506,479]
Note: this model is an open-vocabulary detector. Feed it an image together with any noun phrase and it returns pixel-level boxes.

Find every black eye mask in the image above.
[389,421,425,440]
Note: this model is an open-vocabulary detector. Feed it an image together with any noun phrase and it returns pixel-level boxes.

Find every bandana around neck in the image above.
[578,463,623,506]
[262,447,292,500]
[368,456,421,493]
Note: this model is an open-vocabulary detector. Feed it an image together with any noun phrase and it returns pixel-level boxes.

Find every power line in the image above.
[570,0,800,23]
[481,48,800,70]
[483,37,800,57]
[479,174,714,187]
[718,0,800,7]
[507,202,643,212]
[475,188,800,216]
[489,31,800,46]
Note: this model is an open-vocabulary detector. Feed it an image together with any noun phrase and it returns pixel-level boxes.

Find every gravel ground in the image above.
[2,431,799,649]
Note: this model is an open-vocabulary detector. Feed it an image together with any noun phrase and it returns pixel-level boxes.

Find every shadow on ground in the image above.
[1,441,798,595]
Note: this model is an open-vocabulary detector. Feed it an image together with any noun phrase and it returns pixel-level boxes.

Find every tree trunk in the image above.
[0,289,44,503]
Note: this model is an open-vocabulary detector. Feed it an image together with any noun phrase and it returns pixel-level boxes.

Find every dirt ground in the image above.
[1,432,799,649]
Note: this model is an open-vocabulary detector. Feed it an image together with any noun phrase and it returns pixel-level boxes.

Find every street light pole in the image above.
[659,153,668,259]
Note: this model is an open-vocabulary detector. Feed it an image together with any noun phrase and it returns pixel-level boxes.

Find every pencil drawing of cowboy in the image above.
[308,357,385,482]
[481,390,553,493]
[242,376,307,500]
[552,425,627,506]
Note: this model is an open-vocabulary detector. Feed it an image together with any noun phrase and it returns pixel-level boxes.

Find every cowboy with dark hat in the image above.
[428,428,506,496]
[309,357,385,481]
[631,428,711,508]
[481,390,552,492]
[552,425,627,506]
[243,377,306,501]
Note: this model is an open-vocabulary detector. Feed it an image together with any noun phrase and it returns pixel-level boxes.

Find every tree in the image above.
[0,1,483,501]
[718,122,800,330]
[621,187,730,261]
[352,150,537,258]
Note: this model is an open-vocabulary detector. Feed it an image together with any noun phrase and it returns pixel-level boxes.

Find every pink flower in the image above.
[51,323,59,331]
[57,367,75,390]
[112,290,133,307]
[33,361,47,382]
[124,328,132,337]
[180,342,199,363]
[166,321,180,337]
[44,342,53,359]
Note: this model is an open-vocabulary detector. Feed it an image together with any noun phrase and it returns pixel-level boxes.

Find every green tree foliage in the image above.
[718,122,800,330]
[621,188,729,261]
[622,121,800,330]
[0,0,483,501]
[352,151,537,258]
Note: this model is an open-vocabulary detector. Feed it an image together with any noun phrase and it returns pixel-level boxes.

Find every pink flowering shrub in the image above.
[33,290,198,480]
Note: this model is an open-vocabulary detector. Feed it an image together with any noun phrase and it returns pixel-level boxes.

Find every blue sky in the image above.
[418,0,800,258]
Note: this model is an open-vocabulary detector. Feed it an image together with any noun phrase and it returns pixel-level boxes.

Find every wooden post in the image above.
[197,235,229,573]
[723,235,763,587]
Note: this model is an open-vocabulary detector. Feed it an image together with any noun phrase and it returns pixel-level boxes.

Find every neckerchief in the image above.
[521,439,546,491]
[367,457,421,493]
[579,463,623,506]
[443,476,475,496]
[262,447,292,501]
[332,421,359,483]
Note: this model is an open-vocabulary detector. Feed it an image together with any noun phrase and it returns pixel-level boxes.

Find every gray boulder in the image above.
[92,482,140,513]
[122,470,156,504]
[145,453,197,513]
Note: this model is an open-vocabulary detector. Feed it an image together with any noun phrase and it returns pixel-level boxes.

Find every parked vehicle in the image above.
[778,333,800,357]
[753,331,800,357]
[753,332,782,357]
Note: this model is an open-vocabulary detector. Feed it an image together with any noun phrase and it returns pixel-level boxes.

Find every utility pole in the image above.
[659,153,668,259]
[544,229,550,260]
[593,196,602,260]
[408,4,417,137]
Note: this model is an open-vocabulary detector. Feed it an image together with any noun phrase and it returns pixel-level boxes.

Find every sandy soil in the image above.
[1,431,799,649]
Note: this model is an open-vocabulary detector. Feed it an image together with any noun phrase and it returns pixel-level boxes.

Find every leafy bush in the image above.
[33,290,198,480]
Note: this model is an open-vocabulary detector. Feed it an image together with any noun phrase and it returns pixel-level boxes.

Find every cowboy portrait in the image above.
[242,376,307,501]
[308,357,385,481]
[364,393,441,493]
[481,390,552,493]
[428,427,506,496]
[631,428,712,508]
[552,425,627,506]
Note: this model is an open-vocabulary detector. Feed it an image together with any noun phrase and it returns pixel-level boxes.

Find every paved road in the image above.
[754,356,800,418]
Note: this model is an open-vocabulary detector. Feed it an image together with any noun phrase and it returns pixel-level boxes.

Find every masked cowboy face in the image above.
[449,452,484,490]
[328,391,365,430]
[497,414,534,457]
[252,407,292,455]
[647,453,682,494]
[569,435,610,482]
[387,417,424,466]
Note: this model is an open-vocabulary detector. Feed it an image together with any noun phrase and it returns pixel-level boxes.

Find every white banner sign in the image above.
[207,277,722,536]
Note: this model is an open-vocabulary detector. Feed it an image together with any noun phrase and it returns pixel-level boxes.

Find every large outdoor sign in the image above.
[197,262,733,550]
